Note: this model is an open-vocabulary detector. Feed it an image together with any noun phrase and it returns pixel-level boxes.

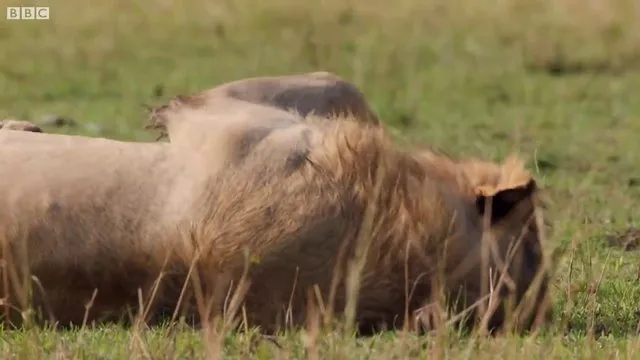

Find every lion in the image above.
[0,99,314,328]
[145,71,380,142]
[0,99,549,334]
[173,101,551,335]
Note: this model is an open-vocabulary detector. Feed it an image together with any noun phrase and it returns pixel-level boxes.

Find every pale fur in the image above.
[0,132,190,326]
[145,71,380,141]
[0,102,313,327]
[0,119,42,133]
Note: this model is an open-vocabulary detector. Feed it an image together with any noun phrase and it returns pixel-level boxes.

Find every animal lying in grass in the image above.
[145,71,380,142]
[2,72,377,141]
[0,98,550,334]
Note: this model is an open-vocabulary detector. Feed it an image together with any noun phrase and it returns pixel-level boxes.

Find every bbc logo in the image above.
[6,6,50,20]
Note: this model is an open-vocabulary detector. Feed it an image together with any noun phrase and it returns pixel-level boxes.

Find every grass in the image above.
[1,0,640,357]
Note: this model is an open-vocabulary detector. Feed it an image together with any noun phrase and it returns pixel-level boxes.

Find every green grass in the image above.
[2,0,640,358]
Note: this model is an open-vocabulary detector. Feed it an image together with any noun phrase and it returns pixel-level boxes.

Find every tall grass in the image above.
[0,0,639,358]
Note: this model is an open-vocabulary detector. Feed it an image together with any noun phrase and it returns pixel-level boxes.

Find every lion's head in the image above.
[448,155,550,333]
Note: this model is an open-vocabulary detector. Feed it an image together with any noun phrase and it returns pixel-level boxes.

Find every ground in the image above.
[1,0,640,358]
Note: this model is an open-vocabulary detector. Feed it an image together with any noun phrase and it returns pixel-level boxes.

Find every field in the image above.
[2,0,640,358]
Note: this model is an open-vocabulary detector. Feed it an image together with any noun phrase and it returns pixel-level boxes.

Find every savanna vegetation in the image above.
[1,0,640,358]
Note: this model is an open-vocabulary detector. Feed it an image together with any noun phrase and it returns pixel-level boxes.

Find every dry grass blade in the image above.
[343,151,388,334]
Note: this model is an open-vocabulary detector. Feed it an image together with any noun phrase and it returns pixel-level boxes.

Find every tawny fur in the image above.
[184,114,550,334]
[0,132,189,326]
[145,71,380,141]
[0,119,42,133]
[0,102,549,333]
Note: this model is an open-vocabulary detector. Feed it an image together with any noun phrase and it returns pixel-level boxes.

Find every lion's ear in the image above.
[475,179,537,223]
